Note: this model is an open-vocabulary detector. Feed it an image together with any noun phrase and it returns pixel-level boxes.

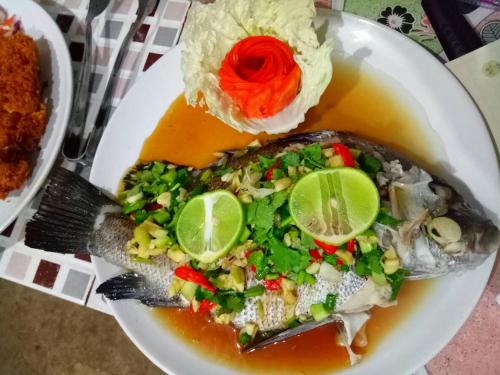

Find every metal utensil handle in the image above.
[62,15,94,160]
[81,2,151,166]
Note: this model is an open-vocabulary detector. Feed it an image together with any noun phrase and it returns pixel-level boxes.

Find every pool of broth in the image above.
[141,59,435,373]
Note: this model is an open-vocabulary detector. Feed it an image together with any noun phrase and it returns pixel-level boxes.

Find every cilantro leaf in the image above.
[387,268,408,300]
[368,251,384,274]
[215,291,246,313]
[195,286,215,302]
[376,209,401,226]
[354,248,384,276]
[299,231,317,251]
[249,197,274,230]
[258,155,276,169]
[280,152,300,169]
[268,236,310,274]
[271,191,288,210]
[300,144,325,169]
[214,167,234,177]
[358,154,381,176]
[252,227,270,245]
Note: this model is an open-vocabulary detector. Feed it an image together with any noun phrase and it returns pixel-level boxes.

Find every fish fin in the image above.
[96,272,183,307]
[243,316,340,352]
[25,167,118,254]
[96,272,148,300]
[335,312,370,365]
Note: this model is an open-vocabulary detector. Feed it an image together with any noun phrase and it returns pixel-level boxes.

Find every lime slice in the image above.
[176,190,244,263]
[289,168,380,245]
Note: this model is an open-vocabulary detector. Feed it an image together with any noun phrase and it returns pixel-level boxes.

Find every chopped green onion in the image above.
[239,332,252,345]
[122,199,146,214]
[296,270,306,285]
[200,169,212,182]
[161,169,177,185]
[239,227,251,243]
[152,210,170,225]
[264,273,280,280]
[279,216,294,228]
[304,273,316,285]
[324,293,337,311]
[130,255,153,264]
[191,259,200,270]
[244,285,265,298]
[287,318,301,329]
[133,209,149,224]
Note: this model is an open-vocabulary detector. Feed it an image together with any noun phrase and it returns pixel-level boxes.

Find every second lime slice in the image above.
[289,168,380,245]
[176,190,244,263]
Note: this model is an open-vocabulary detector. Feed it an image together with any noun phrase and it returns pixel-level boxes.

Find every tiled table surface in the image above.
[0,0,499,374]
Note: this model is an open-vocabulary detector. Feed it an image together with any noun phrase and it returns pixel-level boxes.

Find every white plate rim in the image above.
[89,11,498,375]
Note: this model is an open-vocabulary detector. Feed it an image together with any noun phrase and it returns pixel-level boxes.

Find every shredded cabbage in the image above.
[181,0,333,135]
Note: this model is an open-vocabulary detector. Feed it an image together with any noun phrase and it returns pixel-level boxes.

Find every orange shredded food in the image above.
[0,31,46,199]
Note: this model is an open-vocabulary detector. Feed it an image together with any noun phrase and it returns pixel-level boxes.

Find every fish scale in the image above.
[295,271,366,316]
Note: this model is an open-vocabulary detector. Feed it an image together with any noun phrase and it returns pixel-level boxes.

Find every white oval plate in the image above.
[0,0,73,232]
[90,12,498,375]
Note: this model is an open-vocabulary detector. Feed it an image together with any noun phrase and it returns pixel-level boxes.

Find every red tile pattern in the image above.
[33,260,60,288]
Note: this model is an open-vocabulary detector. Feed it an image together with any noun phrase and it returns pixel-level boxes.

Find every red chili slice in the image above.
[175,266,216,293]
[347,239,356,253]
[332,143,356,168]
[309,249,323,261]
[197,299,216,314]
[145,202,163,211]
[262,275,283,291]
[314,239,337,255]
[266,159,282,181]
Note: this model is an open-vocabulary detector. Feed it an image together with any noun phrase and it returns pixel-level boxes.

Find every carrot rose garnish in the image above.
[182,0,334,134]
[218,36,301,119]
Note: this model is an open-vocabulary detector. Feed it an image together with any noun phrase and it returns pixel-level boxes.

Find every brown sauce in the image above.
[154,280,432,374]
[140,59,434,168]
[141,59,435,373]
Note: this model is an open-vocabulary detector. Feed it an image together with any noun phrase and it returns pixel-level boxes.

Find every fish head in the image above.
[375,165,499,279]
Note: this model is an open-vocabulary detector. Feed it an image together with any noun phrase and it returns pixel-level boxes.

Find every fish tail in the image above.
[25,167,119,254]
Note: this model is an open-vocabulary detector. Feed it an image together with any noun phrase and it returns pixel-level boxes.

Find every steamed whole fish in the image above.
[25,131,499,365]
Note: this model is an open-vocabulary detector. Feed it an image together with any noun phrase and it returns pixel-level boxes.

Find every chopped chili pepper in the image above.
[314,239,337,255]
[266,167,274,181]
[145,202,163,211]
[245,250,256,271]
[332,143,356,168]
[309,249,323,261]
[262,275,283,291]
[266,159,281,181]
[198,299,216,314]
[336,258,344,266]
[347,239,356,253]
[175,266,216,293]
